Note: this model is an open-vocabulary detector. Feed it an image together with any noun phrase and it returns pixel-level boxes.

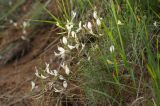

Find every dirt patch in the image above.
[0,25,60,106]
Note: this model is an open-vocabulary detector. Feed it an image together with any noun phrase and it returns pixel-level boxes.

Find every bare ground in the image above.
[0,25,60,106]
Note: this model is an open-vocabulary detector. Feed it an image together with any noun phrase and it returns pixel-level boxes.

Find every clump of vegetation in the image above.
[30,0,160,105]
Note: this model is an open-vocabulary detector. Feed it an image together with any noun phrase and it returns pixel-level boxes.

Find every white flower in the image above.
[68,45,76,50]
[99,34,103,36]
[87,22,92,30]
[154,21,157,27]
[64,65,70,75]
[54,87,63,93]
[35,67,41,78]
[71,31,76,38]
[46,69,55,76]
[93,10,102,26]
[79,21,82,28]
[79,43,85,53]
[75,44,80,49]
[66,20,74,34]
[40,74,48,79]
[62,36,68,45]
[61,63,70,75]
[71,11,76,20]
[88,56,91,61]
[87,22,94,34]
[117,20,124,25]
[47,69,58,76]
[23,21,28,28]
[81,43,85,50]
[35,67,48,79]
[83,23,87,29]
[59,75,65,80]
[54,46,68,58]
[54,52,60,57]
[76,21,82,33]
[93,11,98,19]
[45,63,50,72]
[96,18,101,26]
[55,52,65,58]
[63,81,68,88]
[31,81,36,91]
[44,63,58,76]
[71,31,79,42]
[58,46,65,53]
[110,45,115,53]
[53,70,58,76]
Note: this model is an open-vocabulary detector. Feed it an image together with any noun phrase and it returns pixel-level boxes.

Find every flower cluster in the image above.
[31,63,69,92]
[31,63,68,93]
[31,9,104,94]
